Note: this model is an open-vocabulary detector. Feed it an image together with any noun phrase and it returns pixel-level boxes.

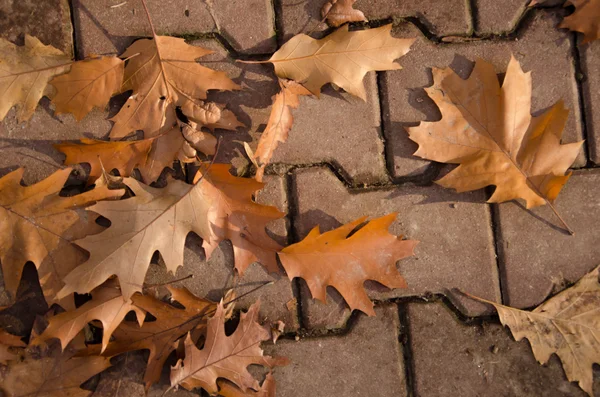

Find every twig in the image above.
[110,1,128,8]
[143,274,194,289]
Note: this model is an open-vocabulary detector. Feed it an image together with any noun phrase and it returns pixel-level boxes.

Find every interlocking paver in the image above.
[496,170,600,309]
[0,0,73,56]
[581,41,600,165]
[381,10,586,179]
[278,0,471,43]
[144,174,298,331]
[71,0,275,59]
[195,38,389,185]
[474,0,528,33]
[408,301,588,396]
[293,166,499,329]
[265,304,407,397]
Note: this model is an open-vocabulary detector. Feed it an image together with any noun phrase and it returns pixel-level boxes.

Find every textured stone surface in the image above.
[381,11,586,179]
[196,38,389,185]
[265,305,407,397]
[144,175,298,331]
[0,0,73,56]
[474,0,528,33]
[72,0,275,58]
[581,40,600,164]
[292,167,499,328]
[408,301,589,396]
[278,0,471,43]
[496,170,600,309]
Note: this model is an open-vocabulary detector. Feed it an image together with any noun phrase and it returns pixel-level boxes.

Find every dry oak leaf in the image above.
[0,168,124,309]
[110,36,240,139]
[321,0,367,27]
[279,213,417,316]
[31,279,145,353]
[0,35,71,122]
[50,56,124,121]
[55,124,217,184]
[407,56,583,229]
[0,329,25,364]
[55,137,153,185]
[254,79,311,182]
[0,344,110,397]
[170,301,288,395]
[267,24,413,100]
[57,164,283,300]
[468,265,600,396]
[560,0,600,43]
[531,0,599,43]
[218,373,276,397]
[83,286,217,389]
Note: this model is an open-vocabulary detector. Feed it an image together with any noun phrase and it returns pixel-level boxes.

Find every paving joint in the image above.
[397,303,417,397]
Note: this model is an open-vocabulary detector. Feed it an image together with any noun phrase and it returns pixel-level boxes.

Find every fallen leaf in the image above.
[204,106,245,132]
[55,138,153,185]
[279,213,417,315]
[0,329,25,364]
[0,168,124,308]
[83,286,217,389]
[218,373,276,397]
[110,36,240,139]
[50,56,124,121]
[407,56,583,231]
[267,24,414,100]
[560,0,600,43]
[271,320,285,344]
[321,0,367,27]
[254,79,311,181]
[31,279,145,353]
[170,301,287,395]
[532,0,599,43]
[0,35,71,122]
[467,265,600,396]
[0,342,110,397]
[57,165,283,300]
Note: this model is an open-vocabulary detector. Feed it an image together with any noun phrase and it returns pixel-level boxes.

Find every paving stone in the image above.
[72,0,275,59]
[496,169,600,309]
[581,40,600,165]
[0,102,114,185]
[195,38,389,186]
[381,11,586,179]
[264,304,407,397]
[408,301,590,396]
[277,0,471,43]
[144,175,298,332]
[474,0,528,33]
[0,0,73,56]
[292,166,500,329]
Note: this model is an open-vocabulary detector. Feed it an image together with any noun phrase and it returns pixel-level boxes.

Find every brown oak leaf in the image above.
[110,36,240,139]
[467,265,600,396]
[170,302,287,395]
[0,35,71,122]
[254,79,311,181]
[50,56,124,121]
[218,373,276,397]
[407,56,583,232]
[531,0,599,43]
[0,342,110,397]
[31,279,145,353]
[279,213,417,315]
[82,286,217,389]
[0,168,124,308]
[0,328,25,364]
[268,24,414,100]
[321,0,367,27]
[57,164,283,300]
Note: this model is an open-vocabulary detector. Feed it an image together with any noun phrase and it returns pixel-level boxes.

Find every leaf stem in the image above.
[235,59,270,64]
[143,274,194,289]
[546,200,574,235]
[139,0,157,38]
